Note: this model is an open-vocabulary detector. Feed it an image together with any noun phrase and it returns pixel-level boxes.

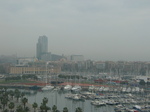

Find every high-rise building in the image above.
[36,35,48,60]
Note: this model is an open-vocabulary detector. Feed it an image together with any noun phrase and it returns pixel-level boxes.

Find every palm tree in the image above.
[42,97,51,112]
[42,97,48,105]
[45,105,51,112]
[40,103,45,112]
[24,106,30,112]
[15,93,20,102]
[14,89,20,102]
[21,92,25,99]
[8,102,15,112]
[3,91,9,101]
[3,87,7,93]
[32,102,38,112]
[52,105,57,112]
[0,105,2,111]
[14,89,20,96]
[21,97,28,109]
[16,105,23,112]
[63,107,68,112]
[75,107,82,112]
[3,109,8,112]
[40,103,51,112]
[1,97,8,110]
[9,90,14,100]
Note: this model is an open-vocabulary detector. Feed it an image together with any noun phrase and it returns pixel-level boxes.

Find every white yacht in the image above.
[42,85,54,91]
[126,87,132,92]
[122,87,126,92]
[99,86,104,92]
[53,86,60,91]
[88,85,95,92]
[91,100,106,106]
[71,85,82,92]
[72,94,81,100]
[64,84,72,91]
[42,62,54,91]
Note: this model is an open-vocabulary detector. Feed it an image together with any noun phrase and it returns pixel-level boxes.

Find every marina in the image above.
[26,89,115,112]
[22,84,150,112]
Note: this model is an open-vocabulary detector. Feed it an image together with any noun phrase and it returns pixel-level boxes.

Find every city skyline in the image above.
[0,0,150,61]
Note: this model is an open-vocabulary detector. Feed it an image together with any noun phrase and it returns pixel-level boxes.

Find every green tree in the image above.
[24,106,30,112]
[40,103,50,112]
[16,105,23,112]
[41,97,50,112]
[9,90,14,100]
[0,105,2,110]
[32,102,38,112]
[52,105,57,112]
[44,105,51,112]
[40,103,45,112]
[3,109,8,112]
[21,97,28,109]
[14,89,20,102]
[1,97,8,110]
[75,107,82,112]
[3,87,7,93]
[63,107,68,112]
[21,92,25,99]
[8,102,15,112]
[42,97,48,105]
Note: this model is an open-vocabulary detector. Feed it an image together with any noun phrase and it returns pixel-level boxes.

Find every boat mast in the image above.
[46,61,48,85]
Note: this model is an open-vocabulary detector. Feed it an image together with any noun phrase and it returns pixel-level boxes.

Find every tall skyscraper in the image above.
[36,35,48,60]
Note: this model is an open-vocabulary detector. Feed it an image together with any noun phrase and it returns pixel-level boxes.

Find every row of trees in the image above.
[5,74,38,81]
[0,87,83,112]
[36,97,83,112]
[58,74,86,80]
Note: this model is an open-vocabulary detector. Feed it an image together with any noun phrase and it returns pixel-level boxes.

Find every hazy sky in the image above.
[0,0,150,61]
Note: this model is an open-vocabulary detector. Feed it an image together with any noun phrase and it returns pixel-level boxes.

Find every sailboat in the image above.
[71,85,82,92]
[42,62,54,91]
[64,74,72,91]
[71,74,82,92]
[64,84,72,91]
[42,85,54,91]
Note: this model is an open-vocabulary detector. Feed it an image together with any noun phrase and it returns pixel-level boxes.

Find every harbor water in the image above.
[26,90,115,112]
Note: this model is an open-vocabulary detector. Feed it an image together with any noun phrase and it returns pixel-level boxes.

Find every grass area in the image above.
[0,79,37,84]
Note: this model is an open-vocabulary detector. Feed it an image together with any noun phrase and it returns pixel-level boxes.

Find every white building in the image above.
[16,58,35,66]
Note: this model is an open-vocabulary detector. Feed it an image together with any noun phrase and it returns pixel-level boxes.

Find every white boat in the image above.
[64,85,72,91]
[65,94,74,99]
[135,87,140,93]
[103,99,118,105]
[91,100,106,106]
[133,105,141,110]
[132,87,136,93]
[88,85,95,91]
[53,86,60,91]
[122,87,126,92]
[126,87,132,92]
[71,85,82,92]
[103,87,109,92]
[41,62,54,91]
[42,85,54,91]
[99,86,104,92]
[72,94,82,100]
[140,88,144,93]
